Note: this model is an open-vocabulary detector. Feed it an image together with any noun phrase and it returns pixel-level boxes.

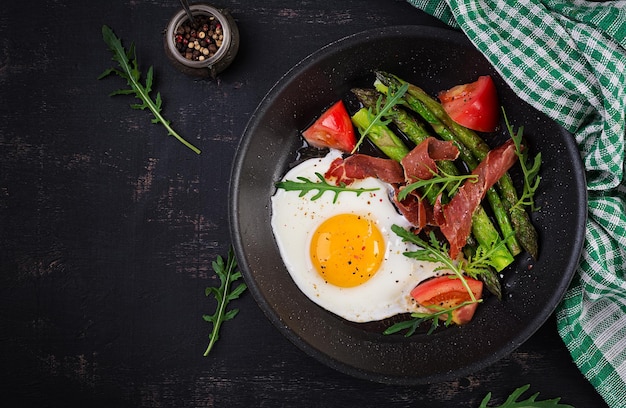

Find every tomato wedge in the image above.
[410,275,483,325]
[302,100,356,153]
[438,75,499,133]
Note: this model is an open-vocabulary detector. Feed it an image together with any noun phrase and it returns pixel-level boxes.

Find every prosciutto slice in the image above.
[435,139,519,259]
[393,138,459,230]
[325,154,404,185]
[394,188,435,232]
[401,137,459,182]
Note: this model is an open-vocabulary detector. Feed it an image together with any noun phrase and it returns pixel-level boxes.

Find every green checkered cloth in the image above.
[407,0,626,406]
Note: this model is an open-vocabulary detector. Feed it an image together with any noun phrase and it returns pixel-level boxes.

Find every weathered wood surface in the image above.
[0,0,608,406]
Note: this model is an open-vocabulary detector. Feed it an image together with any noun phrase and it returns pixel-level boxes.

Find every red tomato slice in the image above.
[302,100,356,153]
[438,75,500,133]
[410,275,483,325]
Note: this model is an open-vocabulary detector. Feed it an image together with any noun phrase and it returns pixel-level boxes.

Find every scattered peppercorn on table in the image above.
[0,0,610,407]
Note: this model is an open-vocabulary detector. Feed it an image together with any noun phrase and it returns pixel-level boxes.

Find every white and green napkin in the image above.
[406,0,626,406]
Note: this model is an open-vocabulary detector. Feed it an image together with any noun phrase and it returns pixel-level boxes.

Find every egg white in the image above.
[271,150,440,323]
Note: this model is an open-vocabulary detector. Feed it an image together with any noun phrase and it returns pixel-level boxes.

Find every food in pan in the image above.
[270,71,541,334]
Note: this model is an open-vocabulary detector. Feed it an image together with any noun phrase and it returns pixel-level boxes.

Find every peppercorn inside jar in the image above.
[164,4,239,78]
[174,15,223,62]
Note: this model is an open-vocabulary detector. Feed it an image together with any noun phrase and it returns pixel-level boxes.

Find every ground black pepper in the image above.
[174,14,223,62]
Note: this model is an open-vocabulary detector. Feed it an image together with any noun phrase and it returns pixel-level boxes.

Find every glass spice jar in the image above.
[164,4,239,78]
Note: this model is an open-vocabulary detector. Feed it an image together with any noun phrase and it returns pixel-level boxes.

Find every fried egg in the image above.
[271,150,440,323]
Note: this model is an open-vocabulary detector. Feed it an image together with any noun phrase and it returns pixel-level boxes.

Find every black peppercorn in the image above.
[172,12,224,62]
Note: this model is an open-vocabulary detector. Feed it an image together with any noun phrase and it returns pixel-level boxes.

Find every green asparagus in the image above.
[375,72,528,257]
[353,88,432,147]
[384,72,538,258]
[351,108,410,162]
[350,100,514,273]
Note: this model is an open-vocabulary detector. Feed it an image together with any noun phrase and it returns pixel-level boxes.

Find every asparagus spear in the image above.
[358,90,432,146]
[351,108,410,162]
[350,101,514,272]
[412,81,537,259]
[372,77,522,257]
[463,246,503,301]
[376,71,538,259]
[352,87,514,285]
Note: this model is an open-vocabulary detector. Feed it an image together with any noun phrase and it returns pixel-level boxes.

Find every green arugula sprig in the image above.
[384,225,512,337]
[462,231,515,280]
[351,82,409,153]
[99,25,201,154]
[384,299,479,336]
[397,169,478,202]
[391,225,480,297]
[479,384,573,408]
[503,110,541,212]
[275,172,379,203]
[384,226,481,336]
[203,247,247,356]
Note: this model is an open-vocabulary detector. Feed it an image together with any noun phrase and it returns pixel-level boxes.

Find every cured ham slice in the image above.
[401,137,459,182]
[393,188,434,231]
[435,139,519,259]
[325,154,404,185]
[394,137,458,230]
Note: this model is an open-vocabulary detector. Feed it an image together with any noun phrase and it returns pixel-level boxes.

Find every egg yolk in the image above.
[310,213,384,287]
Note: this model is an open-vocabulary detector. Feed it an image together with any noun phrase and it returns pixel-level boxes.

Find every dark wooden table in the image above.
[0,1,608,406]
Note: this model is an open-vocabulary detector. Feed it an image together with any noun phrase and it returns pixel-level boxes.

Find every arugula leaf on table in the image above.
[479,384,574,408]
[98,25,201,154]
[275,172,379,203]
[203,247,247,356]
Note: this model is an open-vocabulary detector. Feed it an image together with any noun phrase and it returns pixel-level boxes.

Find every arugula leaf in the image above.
[385,208,515,336]
[462,232,513,280]
[275,172,379,203]
[397,169,478,202]
[99,25,201,154]
[383,300,477,336]
[503,110,541,212]
[203,247,247,356]
[351,82,409,153]
[383,225,514,336]
[479,384,574,408]
[391,225,478,300]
